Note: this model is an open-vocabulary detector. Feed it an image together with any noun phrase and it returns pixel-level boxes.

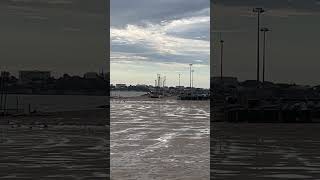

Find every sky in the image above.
[111,0,210,88]
[0,0,107,77]
[212,0,320,85]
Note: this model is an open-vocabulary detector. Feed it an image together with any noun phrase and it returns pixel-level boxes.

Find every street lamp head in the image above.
[253,7,265,13]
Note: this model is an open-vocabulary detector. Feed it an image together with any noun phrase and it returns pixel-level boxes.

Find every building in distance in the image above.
[84,72,99,79]
[0,71,10,79]
[19,70,51,83]
[115,84,127,89]
[212,76,238,87]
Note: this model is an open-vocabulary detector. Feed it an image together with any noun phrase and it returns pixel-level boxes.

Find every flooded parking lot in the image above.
[111,99,210,180]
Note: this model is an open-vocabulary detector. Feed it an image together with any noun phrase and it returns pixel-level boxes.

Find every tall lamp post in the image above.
[253,8,265,82]
[261,27,270,83]
[0,74,3,111]
[189,64,192,89]
[191,70,194,88]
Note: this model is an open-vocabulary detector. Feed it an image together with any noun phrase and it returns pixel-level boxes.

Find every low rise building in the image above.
[212,76,238,87]
[115,84,127,89]
[19,70,51,83]
[84,72,99,79]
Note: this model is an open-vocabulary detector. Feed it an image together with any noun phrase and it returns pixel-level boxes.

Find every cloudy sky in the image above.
[212,0,320,85]
[0,0,107,77]
[111,0,210,88]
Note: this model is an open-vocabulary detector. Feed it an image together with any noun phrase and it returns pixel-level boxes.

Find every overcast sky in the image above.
[0,0,107,77]
[212,0,320,85]
[111,0,210,88]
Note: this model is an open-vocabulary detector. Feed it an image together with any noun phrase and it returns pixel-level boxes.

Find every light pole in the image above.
[189,64,192,89]
[179,73,181,87]
[157,74,160,87]
[261,27,270,83]
[191,70,194,88]
[253,8,265,82]
[0,73,3,111]
[220,39,224,81]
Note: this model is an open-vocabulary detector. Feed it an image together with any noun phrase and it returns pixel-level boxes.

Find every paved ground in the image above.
[111,99,210,180]
[0,109,109,179]
[212,123,320,180]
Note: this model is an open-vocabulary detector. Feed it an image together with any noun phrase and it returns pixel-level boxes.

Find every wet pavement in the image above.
[111,99,210,180]
[212,123,320,180]
[0,125,108,179]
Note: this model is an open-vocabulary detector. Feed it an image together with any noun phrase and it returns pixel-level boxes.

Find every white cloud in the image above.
[110,7,210,88]
[111,59,209,74]
[162,16,209,33]
[110,52,148,62]
[111,15,209,57]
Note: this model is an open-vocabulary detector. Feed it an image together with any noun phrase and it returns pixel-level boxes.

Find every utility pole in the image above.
[261,27,270,83]
[253,8,265,82]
